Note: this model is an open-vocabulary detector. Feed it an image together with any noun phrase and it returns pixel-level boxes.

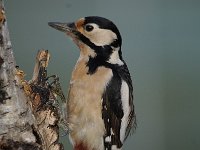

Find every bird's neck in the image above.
[78,43,123,74]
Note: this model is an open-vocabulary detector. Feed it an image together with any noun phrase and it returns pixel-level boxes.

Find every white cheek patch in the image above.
[107,47,124,65]
[120,80,130,142]
[85,23,117,46]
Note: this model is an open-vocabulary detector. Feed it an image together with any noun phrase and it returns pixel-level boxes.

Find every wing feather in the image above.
[102,63,136,149]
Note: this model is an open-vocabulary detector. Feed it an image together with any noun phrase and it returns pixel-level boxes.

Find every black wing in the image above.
[118,63,136,139]
[102,63,136,150]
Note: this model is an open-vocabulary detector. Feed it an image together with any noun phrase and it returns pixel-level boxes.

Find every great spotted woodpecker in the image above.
[49,16,136,150]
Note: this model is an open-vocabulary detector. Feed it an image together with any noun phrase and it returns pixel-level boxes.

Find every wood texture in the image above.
[0,1,65,149]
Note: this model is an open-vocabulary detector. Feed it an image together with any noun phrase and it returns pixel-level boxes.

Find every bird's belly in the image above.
[67,65,113,149]
[68,88,104,149]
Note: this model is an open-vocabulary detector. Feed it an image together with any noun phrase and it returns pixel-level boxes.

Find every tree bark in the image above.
[0,1,64,149]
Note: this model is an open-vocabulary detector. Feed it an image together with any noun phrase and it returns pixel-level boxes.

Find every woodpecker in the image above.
[48,16,136,150]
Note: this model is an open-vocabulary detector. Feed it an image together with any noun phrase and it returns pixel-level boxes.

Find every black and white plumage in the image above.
[49,16,136,150]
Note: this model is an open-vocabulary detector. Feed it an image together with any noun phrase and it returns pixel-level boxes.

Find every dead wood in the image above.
[0,1,65,149]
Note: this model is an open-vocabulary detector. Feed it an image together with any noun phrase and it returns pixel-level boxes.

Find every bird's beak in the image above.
[48,22,78,36]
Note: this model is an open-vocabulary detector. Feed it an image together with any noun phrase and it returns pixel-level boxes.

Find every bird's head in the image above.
[48,16,124,67]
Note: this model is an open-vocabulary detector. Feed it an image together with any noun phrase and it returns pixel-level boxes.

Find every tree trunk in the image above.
[0,1,64,149]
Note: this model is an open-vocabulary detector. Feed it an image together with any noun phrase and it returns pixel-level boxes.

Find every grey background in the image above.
[5,0,200,150]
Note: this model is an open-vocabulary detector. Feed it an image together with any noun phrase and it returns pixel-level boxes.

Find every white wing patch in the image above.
[111,145,122,150]
[105,136,111,142]
[120,80,130,142]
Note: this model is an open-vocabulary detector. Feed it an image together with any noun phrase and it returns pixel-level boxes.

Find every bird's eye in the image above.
[85,25,94,32]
